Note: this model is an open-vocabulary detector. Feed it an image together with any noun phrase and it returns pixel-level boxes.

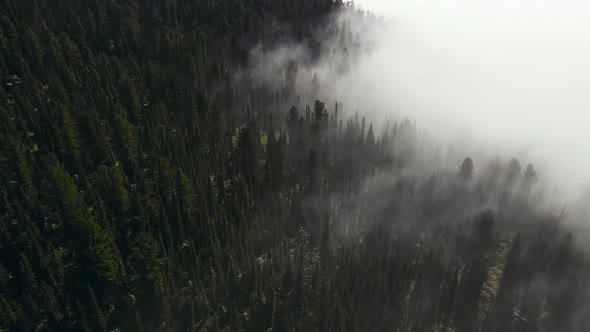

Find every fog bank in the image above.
[348,0,590,199]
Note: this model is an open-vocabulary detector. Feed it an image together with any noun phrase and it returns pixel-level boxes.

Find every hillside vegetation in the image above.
[0,1,588,331]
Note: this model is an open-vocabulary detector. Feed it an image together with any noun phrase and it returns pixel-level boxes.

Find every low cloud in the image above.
[242,0,590,213]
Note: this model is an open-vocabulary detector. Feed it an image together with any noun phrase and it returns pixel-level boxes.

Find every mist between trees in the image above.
[0,1,589,331]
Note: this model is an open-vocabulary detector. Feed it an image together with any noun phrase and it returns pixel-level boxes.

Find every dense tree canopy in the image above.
[1,1,589,331]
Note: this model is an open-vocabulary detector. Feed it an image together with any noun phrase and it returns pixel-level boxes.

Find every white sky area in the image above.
[349,0,590,199]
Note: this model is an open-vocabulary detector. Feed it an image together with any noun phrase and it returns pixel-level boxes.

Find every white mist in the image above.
[351,0,590,200]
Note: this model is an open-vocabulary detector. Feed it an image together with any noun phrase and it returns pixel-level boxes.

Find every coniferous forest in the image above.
[1,0,589,331]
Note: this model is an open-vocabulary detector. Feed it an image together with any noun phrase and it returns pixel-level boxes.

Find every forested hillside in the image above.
[1,1,589,331]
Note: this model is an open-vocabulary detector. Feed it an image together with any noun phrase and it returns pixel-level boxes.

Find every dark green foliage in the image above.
[0,1,588,331]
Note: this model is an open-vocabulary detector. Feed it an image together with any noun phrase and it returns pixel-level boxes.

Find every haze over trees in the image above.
[0,1,588,331]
